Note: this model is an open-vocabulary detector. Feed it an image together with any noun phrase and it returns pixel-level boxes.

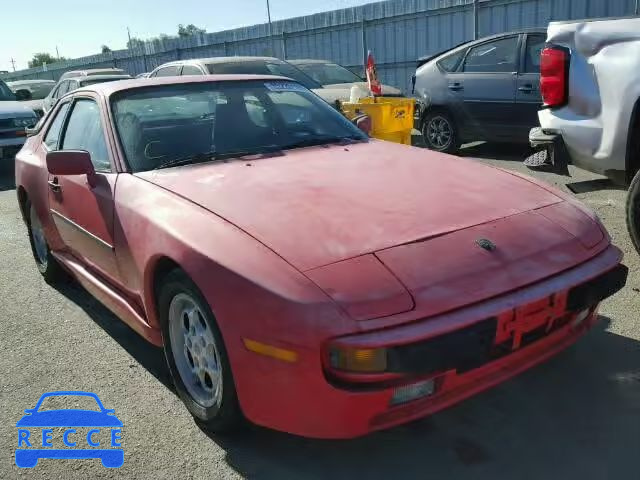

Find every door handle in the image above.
[518,84,533,93]
[448,82,463,91]
[48,178,61,193]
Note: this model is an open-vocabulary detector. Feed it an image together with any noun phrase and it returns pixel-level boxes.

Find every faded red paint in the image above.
[15,76,626,438]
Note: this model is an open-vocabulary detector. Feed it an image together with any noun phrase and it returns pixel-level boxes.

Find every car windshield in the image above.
[112,80,367,172]
[205,61,321,89]
[296,63,363,85]
[0,81,17,101]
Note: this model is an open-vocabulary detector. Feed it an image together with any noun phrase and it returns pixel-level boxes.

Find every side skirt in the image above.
[52,251,163,346]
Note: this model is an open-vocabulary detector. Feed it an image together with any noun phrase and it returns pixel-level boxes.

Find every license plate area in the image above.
[495,293,570,351]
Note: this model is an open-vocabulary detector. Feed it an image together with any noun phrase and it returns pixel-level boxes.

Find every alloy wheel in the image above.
[168,293,223,408]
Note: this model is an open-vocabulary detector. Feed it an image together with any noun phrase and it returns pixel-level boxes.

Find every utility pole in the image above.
[10,58,16,71]
[266,0,275,57]
[127,26,132,48]
[473,0,479,40]
[56,46,60,59]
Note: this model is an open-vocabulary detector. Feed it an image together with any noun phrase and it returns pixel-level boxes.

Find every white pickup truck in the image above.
[528,16,640,255]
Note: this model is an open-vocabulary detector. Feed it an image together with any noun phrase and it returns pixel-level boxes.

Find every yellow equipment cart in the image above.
[341,97,415,145]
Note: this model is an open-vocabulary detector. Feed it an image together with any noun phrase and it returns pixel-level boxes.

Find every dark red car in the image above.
[15,76,627,439]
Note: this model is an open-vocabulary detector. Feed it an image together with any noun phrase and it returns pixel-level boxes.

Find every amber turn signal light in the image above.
[328,346,387,373]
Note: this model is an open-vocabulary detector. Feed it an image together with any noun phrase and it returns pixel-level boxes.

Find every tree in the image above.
[127,37,145,49]
[28,52,65,68]
[178,24,206,37]
[101,45,112,53]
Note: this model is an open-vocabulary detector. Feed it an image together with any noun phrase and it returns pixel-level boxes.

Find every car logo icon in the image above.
[476,238,497,251]
[15,391,123,468]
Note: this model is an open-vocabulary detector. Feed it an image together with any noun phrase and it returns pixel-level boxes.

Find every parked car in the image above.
[7,80,56,117]
[527,16,640,255]
[42,74,131,114]
[289,59,402,98]
[59,68,126,81]
[0,79,38,169]
[149,57,375,105]
[135,72,150,78]
[16,75,627,439]
[413,29,545,152]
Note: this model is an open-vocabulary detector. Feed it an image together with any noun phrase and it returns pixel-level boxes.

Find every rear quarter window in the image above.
[437,50,465,73]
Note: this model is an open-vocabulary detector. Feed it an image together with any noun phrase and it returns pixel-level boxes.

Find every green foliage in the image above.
[28,52,66,68]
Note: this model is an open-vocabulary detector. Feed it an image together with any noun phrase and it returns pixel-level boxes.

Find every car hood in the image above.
[313,83,402,103]
[136,141,565,272]
[0,100,36,118]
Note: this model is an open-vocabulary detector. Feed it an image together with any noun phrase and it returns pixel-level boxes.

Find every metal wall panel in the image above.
[2,0,637,93]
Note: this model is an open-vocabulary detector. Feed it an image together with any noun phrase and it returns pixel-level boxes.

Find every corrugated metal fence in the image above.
[2,0,638,93]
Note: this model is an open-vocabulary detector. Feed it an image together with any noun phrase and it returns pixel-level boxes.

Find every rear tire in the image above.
[158,269,242,433]
[626,168,640,255]
[26,200,65,283]
[421,110,460,154]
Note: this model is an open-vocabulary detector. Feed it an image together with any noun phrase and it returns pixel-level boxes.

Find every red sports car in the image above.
[15,76,627,439]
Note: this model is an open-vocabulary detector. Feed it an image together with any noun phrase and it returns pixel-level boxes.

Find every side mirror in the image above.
[353,114,372,135]
[15,89,32,101]
[46,150,97,186]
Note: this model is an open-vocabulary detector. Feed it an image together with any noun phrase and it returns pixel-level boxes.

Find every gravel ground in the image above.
[0,143,638,479]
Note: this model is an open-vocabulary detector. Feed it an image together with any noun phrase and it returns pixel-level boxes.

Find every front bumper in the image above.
[0,134,26,160]
[237,245,625,438]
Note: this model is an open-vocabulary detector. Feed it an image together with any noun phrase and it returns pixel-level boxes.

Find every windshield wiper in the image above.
[284,135,363,150]
[152,145,283,170]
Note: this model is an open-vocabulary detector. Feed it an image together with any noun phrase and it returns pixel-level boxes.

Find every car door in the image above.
[446,35,520,141]
[47,95,120,283]
[515,33,545,136]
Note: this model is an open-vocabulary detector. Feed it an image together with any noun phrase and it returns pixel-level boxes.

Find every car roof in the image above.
[288,59,333,64]
[63,68,125,77]
[417,28,546,64]
[8,79,56,85]
[77,74,132,84]
[159,56,283,67]
[71,74,295,97]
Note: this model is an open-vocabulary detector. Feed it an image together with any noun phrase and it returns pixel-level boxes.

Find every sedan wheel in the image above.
[30,205,48,269]
[159,269,241,432]
[422,111,459,153]
[168,293,223,409]
[26,201,64,283]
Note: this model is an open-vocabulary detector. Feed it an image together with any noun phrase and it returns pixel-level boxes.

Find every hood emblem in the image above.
[476,238,496,251]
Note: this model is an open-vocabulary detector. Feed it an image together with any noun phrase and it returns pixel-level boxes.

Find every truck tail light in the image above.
[540,45,570,107]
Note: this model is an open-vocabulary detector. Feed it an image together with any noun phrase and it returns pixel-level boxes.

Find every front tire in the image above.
[26,200,65,283]
[421,110,460,153]
[158,269,242,433]
[626,168,640,255]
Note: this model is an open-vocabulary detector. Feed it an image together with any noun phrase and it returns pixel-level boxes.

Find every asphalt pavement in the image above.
[0,143,638,479]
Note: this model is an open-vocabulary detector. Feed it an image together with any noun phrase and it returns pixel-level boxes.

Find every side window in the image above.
[437,49,466,73]
[61,99,111,172]
[67,80,79,93]
[181,65,203,76]
[463,36,519,73]
[525,35,546,73]
[155,65,181,77]
[57,81,70,98]
[43,102,71,150]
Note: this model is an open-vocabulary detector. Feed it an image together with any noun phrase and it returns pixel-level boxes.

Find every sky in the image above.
[0,0,374,72]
